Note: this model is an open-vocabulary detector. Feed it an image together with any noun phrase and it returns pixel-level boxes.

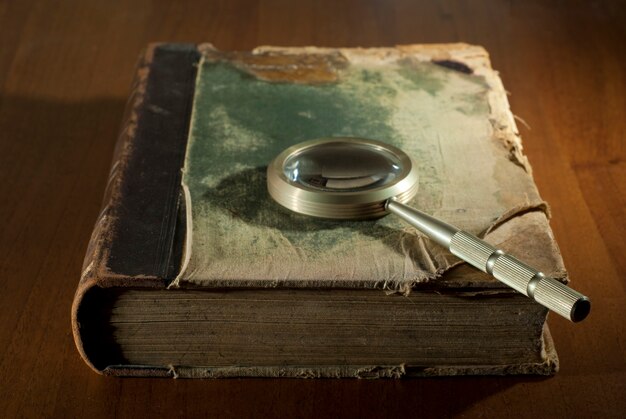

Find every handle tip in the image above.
[533,276,591,322]
[570,297,591,322]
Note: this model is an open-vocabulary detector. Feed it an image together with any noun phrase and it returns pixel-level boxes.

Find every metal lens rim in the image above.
[267,137,419,219]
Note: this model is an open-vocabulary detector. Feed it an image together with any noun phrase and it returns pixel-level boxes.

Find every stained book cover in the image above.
[176,44,563,290]
[72,43,563,378]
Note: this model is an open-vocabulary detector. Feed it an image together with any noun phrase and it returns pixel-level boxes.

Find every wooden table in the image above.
[1,1,624,417]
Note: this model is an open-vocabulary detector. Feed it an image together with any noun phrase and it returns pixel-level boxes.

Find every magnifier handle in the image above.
[386,199,590,322]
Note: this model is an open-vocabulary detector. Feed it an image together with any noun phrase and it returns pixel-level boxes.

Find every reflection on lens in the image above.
[283,142,403,192]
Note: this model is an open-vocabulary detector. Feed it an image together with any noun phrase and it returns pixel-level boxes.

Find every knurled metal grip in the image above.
[492,254,537,296]
[450,231,496,271]
[449,230,590,322]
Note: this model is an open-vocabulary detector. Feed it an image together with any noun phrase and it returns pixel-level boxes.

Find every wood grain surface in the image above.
[1,1,624,417]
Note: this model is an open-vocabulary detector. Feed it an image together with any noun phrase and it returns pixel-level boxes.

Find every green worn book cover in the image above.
[173,44,564,292]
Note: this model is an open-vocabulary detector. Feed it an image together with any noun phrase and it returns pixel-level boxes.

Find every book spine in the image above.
[100,44,200,281]
[71,47,153,373]
[78,43,201,288]
[71,47,155,373]
[79,49,153,285]
[72,44,202,373]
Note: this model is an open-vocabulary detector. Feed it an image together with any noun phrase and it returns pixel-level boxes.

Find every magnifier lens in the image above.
[283,142,403,192]
[267,137,418,219]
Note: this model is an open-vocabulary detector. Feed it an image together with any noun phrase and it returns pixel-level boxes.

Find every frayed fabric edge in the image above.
[167,169,193,290]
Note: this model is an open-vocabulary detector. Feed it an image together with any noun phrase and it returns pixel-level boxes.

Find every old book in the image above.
[72,43,566,378]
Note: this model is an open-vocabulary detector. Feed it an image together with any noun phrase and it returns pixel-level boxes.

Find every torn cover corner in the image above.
[482,209,568,281]
[482,201,551,237]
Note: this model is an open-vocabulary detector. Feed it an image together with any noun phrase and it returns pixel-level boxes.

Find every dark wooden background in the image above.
[1,1,624,417]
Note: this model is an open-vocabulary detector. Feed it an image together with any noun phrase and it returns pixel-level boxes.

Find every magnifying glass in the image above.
[267,137,591,322]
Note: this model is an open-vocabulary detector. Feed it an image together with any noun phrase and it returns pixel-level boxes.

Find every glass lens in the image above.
[283,142,403,192]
